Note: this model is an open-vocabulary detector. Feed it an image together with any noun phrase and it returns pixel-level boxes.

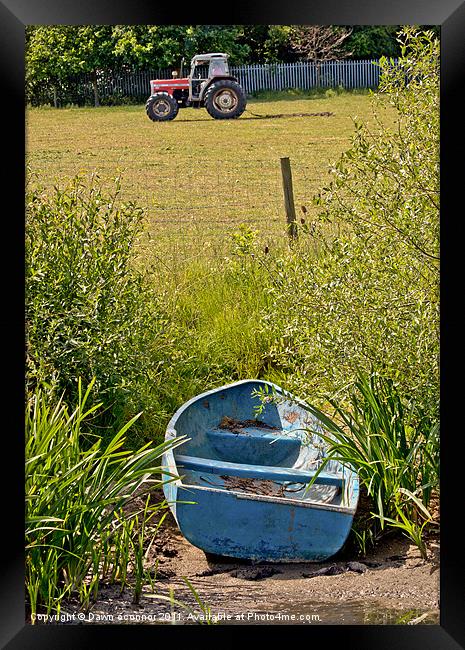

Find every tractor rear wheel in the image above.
[146,92,179,121]
[204,80,246,120]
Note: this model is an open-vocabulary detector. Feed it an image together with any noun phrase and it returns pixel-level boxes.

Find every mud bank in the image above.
[61,498,440,626]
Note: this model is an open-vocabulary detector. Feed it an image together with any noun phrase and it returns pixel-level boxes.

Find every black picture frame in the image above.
[2,0,463,647]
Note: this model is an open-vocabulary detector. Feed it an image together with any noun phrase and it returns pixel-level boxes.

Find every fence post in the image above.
[280,157,298,241]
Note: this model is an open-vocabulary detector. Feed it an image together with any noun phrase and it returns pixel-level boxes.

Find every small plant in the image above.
[129,495,167,605]
[231,223,259,257]
[181,577,217,624]
[146,578,218,625]
[351,526,378,557]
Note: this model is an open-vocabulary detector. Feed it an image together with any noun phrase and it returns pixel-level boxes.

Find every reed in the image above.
[303,371,439,556]
[25,378,185,620]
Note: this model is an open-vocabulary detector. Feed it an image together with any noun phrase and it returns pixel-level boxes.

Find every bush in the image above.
[26,173,170,444]
[260,27,439,420]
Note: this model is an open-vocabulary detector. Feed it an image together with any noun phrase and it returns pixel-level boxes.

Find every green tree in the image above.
[72,26,117,106]
[26,25,118,106]
[344,26,402,59]
[26,26,81,107]
[27,25,118,107]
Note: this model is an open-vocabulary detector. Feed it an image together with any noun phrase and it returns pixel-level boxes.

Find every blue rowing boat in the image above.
[162,379,359,562]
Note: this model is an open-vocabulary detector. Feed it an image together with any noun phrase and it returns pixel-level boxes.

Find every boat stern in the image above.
[175,484,355,562]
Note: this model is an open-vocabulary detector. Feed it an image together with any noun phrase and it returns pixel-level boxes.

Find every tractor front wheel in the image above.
[146,92,179,122]
[204,80,246,120]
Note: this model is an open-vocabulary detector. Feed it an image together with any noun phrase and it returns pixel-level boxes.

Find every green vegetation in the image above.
[25,27,439,615]
[304,372,439,557]
[260,27,439,418]
[26,174,174,444]
[346,26,404,59]
[25,379,185,619]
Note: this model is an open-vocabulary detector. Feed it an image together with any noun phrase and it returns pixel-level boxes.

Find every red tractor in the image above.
[146,53,247,122]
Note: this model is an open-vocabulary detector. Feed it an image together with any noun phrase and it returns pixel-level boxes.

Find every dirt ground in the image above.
[61,490,440,626]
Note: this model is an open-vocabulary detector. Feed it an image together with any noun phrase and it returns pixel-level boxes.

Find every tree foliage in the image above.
[238,25,294,62]
[26,25,120,106]
[344,26,402,59]
[112,25,250,68]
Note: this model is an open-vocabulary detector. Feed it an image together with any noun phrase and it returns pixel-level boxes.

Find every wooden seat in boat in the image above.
[175,454,344,487]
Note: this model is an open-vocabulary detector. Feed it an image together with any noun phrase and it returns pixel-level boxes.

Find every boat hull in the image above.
[173,484,354,562]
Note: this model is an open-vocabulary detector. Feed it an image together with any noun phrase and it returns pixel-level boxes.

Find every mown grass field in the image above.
[26,90,397,265]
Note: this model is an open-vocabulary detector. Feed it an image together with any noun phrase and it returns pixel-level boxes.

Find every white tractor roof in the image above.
[191,53,228,64]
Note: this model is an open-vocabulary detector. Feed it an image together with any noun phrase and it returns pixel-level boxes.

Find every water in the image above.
[223,600,439,625]
[66,601,438,626]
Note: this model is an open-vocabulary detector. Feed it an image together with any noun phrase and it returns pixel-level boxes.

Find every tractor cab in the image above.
[189,53,230,102]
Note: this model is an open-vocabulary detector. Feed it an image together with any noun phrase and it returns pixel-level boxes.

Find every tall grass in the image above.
[138,233,274,429]
[25,378,185,620]
[26,175,275,446]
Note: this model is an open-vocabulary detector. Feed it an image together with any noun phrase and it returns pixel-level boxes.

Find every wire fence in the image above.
[28,59,391,107]
[131,156,327,266]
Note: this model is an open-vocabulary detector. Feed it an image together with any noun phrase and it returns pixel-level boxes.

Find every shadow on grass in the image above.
[173,111,334,123]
